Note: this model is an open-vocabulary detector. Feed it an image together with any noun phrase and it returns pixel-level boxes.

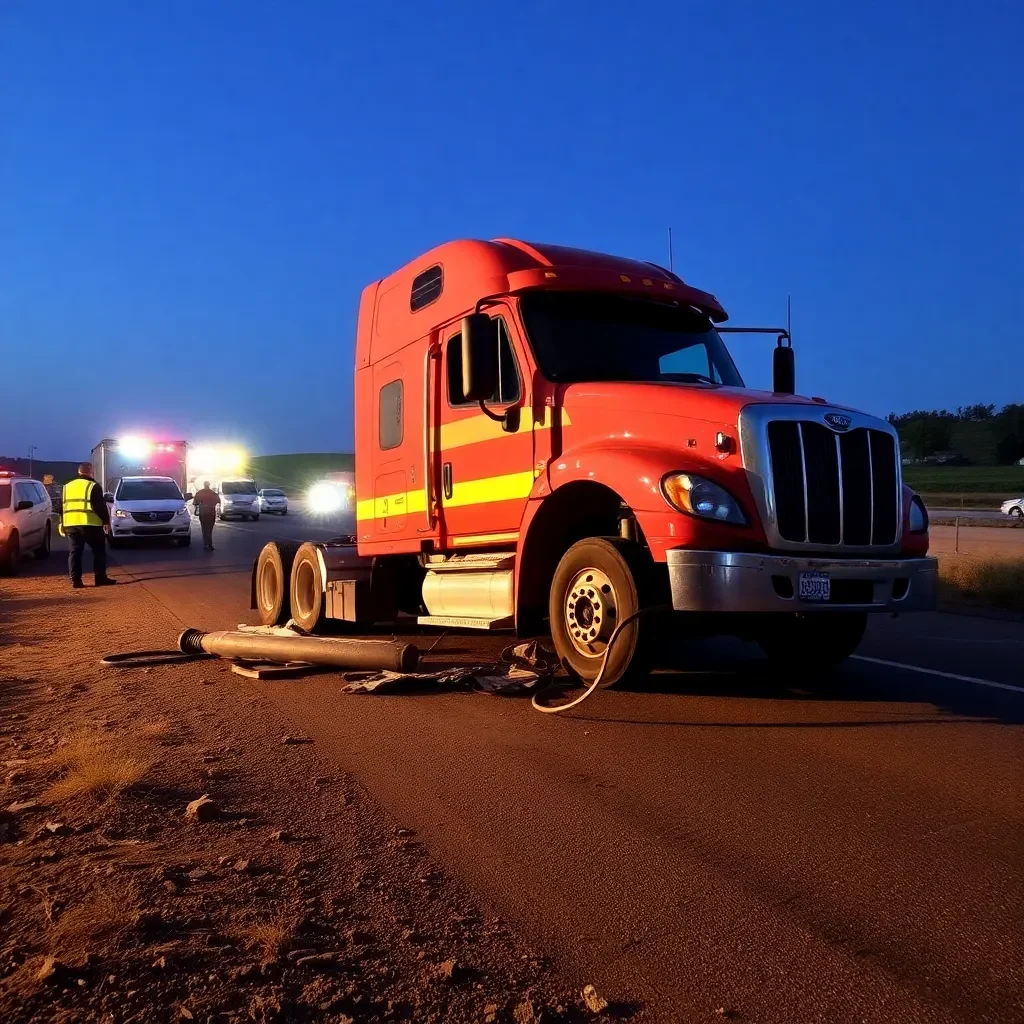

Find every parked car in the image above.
[108,476,193,548]
[1000,497,1024,518]
[258,488,289,515]
[0,469,53,574]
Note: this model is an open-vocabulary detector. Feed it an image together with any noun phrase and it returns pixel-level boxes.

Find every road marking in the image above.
[851,655,1024,694]
[926,637,1024,645]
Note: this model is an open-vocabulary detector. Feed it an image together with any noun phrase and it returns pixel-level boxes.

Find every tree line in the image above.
[887,404,1024,464]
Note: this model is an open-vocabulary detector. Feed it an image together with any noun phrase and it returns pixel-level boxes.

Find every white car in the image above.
[108,476,192,548]
[1001,497,1023,518]
[0,470,53,574]
[216,479,260,521]
[258,488,289,515]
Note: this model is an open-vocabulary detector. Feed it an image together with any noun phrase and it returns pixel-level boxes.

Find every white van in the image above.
[215,479,260,521]
[0,470,53,574]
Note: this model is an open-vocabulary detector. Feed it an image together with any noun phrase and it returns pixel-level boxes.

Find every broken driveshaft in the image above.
[177,628,419,672]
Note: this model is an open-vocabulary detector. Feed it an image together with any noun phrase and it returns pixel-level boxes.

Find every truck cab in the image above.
[255,239,937,684]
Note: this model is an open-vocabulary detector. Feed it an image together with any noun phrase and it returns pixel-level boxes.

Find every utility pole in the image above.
[28,445,37,479]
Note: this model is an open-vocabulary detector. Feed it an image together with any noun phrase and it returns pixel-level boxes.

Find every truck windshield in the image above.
[520,292,743,387]
[0,484,10,510]
[117,479,183,501]
[222,480,256,495]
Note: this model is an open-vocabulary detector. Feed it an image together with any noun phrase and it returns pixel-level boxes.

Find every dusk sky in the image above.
[2,0,1021,461]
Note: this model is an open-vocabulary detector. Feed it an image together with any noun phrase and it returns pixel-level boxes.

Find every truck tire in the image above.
[758,613,867,672]
[254,540,301,626]
[34,522,51,560]
[289,542,325,633]
[549,537,656,687]
[0,532,19,576]
[1011,507,1023,518]
[178,534,191,548]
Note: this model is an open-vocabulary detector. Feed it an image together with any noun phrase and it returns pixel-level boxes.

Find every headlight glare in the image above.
[661,472,746,525]
[114,509,129,518]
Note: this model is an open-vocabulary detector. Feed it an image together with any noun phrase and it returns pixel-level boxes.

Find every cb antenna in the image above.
[787,294,792,340]
[667,227,674,272]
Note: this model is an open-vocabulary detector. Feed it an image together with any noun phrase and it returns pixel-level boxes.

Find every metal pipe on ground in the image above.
[178,629,419,673]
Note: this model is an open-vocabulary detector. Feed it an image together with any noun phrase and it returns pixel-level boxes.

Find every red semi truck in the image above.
[252,239,936,684]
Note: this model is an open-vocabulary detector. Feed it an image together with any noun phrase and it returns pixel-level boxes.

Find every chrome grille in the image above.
[766,422,898,546]
[739,405,902,554]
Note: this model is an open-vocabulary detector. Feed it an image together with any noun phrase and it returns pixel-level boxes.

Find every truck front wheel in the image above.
[758,613,867,672]
[549,537,656,688]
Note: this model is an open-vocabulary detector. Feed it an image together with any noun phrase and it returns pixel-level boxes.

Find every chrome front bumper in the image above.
[666,549,938,614]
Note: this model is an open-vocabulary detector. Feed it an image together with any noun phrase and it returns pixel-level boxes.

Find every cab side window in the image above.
[379,379,404,450]
[446,318,521,406]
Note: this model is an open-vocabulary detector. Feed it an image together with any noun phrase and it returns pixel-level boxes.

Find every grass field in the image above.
[249,452,354,493]
[903,465,1024,497]
[937,554,1024,614]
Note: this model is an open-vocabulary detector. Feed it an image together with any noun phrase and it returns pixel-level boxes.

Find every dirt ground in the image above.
[0,570,616,1024]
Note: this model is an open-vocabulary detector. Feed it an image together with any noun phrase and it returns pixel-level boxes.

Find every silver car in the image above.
[1000,496,1023,518]
[258,488,289,515]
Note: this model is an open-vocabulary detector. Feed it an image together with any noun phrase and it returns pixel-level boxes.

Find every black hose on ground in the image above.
[100,650,215,668]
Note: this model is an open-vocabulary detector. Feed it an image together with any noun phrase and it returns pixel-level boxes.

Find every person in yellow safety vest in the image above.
[60,462,116,590]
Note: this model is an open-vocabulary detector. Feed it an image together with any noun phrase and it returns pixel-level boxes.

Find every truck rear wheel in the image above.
[289,542,326,632]
[549,537,655,688]
[255,540,301,625]
[758,613,867,672]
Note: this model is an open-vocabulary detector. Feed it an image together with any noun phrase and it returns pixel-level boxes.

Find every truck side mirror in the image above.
[184,492,193,501]
[773,342,795,395]
[103,492,114,503]
[461,314,498,402]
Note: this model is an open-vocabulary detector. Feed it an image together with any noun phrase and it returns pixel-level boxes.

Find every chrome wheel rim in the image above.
[564,567,617,658]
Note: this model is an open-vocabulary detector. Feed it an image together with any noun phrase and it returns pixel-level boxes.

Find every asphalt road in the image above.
[79,510,1024,1023]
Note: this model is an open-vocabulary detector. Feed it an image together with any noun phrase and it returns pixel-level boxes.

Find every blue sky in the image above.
[1,0,1021,460]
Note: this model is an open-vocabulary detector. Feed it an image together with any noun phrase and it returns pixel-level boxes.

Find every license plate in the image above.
[798,572,831,602]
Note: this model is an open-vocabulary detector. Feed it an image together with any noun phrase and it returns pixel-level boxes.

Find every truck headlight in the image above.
[114,509,129,518]
[176,506,189,517]
[908,495,929,533]
[661,472,747,525]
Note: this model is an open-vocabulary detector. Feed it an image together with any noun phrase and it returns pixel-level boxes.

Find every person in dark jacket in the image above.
[192,481,220,550]
[60,463,116,589]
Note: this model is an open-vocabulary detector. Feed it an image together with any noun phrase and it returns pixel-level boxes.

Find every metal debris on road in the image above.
[341,641,559,696]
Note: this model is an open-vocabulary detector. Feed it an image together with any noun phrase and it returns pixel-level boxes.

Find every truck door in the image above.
[436,308,532,548]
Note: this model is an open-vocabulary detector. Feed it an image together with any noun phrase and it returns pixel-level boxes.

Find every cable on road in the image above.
[100,650,216,669]
[531,606,670,715]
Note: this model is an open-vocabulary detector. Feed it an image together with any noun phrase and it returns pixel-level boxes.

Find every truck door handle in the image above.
[442,462,453,500]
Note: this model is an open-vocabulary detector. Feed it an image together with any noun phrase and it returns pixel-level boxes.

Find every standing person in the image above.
[60,462,116,589]
[192,481,220,551]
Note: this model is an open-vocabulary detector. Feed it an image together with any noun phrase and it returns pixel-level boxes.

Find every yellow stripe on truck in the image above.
[356,470,535,523]
[355,489,427,522]
[438,407,572,451]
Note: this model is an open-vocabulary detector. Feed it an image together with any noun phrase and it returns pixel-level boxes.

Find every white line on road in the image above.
[851,655,1024,695]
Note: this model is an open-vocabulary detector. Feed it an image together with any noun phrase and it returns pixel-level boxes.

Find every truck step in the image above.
[423,552,515,572]
[416,614,514,631]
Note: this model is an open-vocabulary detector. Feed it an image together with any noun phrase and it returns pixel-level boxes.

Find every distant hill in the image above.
[248,453,355,493]
[0,456,81,484]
